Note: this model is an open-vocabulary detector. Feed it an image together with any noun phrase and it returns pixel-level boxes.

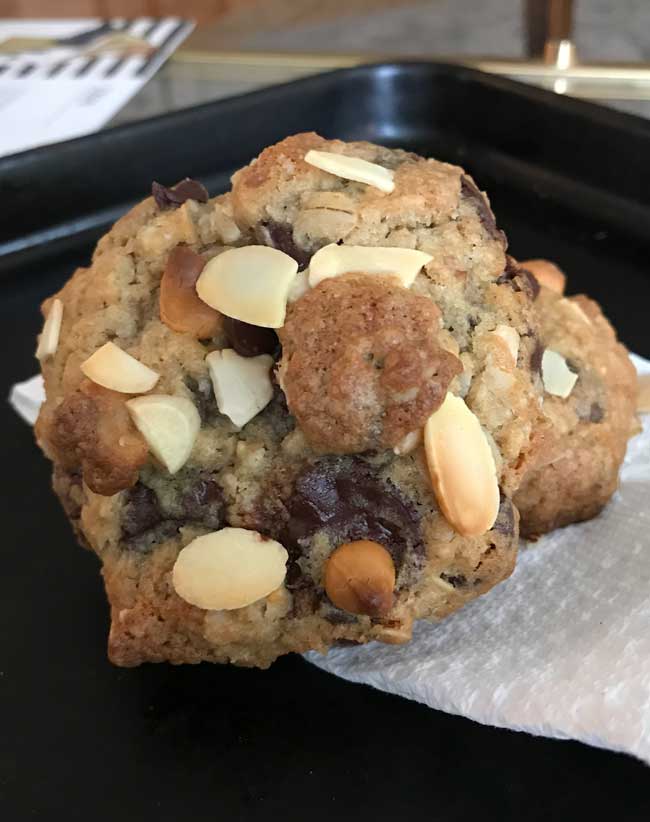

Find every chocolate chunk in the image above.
[122,477,224,549]
[152,178,208,209]
[283,457,424,578]
[460,175,507,246]
[257,221,312,270]
[530,340,545,374]
[497,256,540,301]
[492,495,516,536]
[222,316,279,358]
[441,573,467,588]
[122,483,164,539]
[184,376,216,423]
[181,479,224,530]
[589,402,604,423]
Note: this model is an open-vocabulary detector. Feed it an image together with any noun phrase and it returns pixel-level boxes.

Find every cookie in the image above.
[515,260,639,537]
[35,134,548,667]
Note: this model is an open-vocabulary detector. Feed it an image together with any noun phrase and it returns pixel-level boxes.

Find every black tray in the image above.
[2,63,649,821]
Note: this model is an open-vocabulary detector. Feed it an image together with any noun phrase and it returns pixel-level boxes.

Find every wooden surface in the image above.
[0,1,237,24]
[0,0,406,27]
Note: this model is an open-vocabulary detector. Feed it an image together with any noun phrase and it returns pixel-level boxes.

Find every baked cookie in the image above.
[515,259,639,537]
[35,134,547,668]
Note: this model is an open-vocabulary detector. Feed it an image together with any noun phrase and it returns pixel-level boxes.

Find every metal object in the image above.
[169,0,650,104]
[171,48,650,102]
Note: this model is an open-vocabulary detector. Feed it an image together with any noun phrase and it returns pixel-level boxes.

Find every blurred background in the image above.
[3,1,650,155]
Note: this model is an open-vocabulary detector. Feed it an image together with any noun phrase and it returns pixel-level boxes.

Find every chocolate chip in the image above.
[497,256,540,301]
[122,483,164,539]
[222,316,279,358]
[492,495,516,536]
[152,178,208,209]
[181,479,224,530]
[589,402,605,423]
[460,175,507,246]
[530,339,545,373]
[256,221,312,270]
[283,457,424,577]
[441,573,467,588]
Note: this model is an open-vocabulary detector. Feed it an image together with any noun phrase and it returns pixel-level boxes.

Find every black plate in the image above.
[2,63,649,821]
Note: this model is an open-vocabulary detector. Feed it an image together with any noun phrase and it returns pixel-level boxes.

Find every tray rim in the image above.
[3,59,650,279]
[3,59,650,174]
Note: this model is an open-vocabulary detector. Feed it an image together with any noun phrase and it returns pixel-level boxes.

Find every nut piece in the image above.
[304,149,395,193]
[36,298,64,360]
[308,244,432,289]
[160,247,220,338]
[541,349,578,398]
[126,394,200,474]
[424,393,500,536]
[206,348,274,427]
[42,381,148,496]
[561,298,592,326]
[393,429,422,456]
[324,539,396,617]
[492,324,520,367]
[521,259,566,294]
[196,245,298,328]
[172,527,288,611]
[81,342,160,394]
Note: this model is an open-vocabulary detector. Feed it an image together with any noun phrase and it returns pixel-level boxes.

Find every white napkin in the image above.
[10,359,650,763]
[308,353,650,765]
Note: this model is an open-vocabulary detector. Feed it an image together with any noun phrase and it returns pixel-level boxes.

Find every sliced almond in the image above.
[35,298,63,360]
[206,348,273,427]
[561,298,592,326]
[424,393,500,537]
[521,259,566,294]
[172,527,288,611]
[126,394,200,474]
[376,616,414,645]
[287,269,311,303]
[393,429,422,456]
[196,245,298,329]
[308,243,432,288]
[541,349,578,398]
[159,247,220,338]
[304,149,395,193]
[81,342,160,394]
[492,324,520,367]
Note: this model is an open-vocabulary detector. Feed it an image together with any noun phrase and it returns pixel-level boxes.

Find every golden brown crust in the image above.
[230,132,466,250]
[159,246,222,338]
[516,288,638,537]
[34,135,543,669]
[279,275,461,453]
[42,381,148,496]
